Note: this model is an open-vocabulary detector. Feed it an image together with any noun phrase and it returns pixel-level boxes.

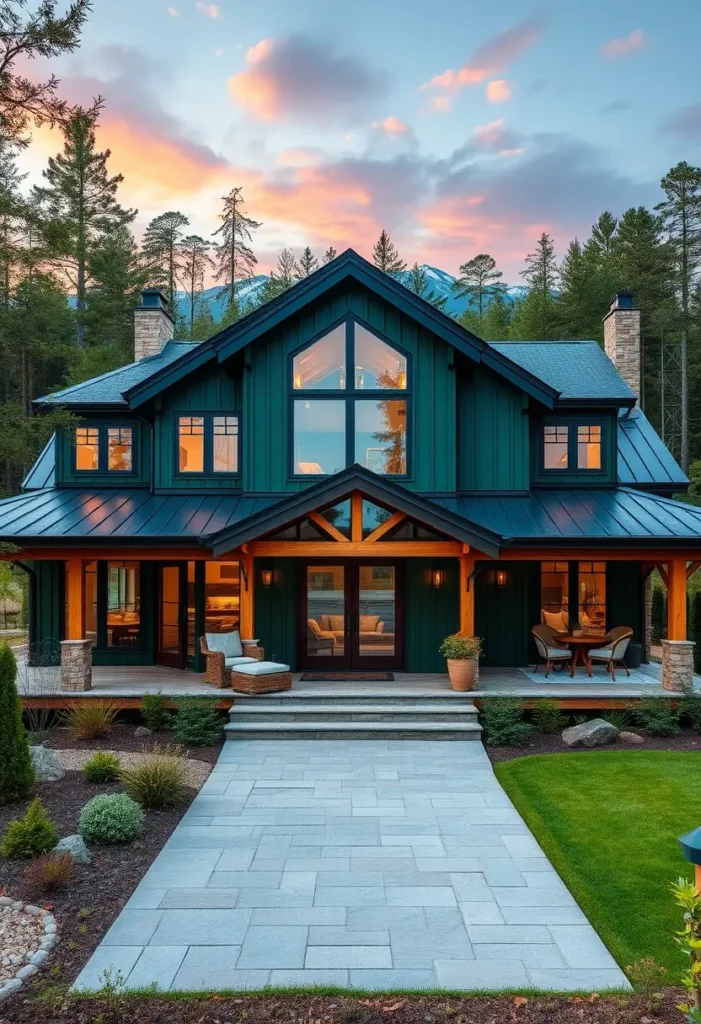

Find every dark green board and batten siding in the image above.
[404,558,459,672]
[27,561,64,660]
[243,284,456,494]
[254,558,300,669]
[457,367,529,492]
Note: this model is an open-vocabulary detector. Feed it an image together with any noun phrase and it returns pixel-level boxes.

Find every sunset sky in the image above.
[17,0,701,280]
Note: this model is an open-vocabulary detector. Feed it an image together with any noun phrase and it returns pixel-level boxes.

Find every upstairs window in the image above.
[291,320,409,477]
[542,422,604,473]
[577,425,601,469]
[178,414,240,475]
[543,426,568,469]
[74,425,134,474]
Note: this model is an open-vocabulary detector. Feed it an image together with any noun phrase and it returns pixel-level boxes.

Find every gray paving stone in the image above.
[467,925,552,944]
[172,948,269,990]
[309,928,389,946]
[125,946,187,991]
[150,909,251,945]
[159,888,239,909]
[474,944,567,967]
[72,946,143,992]
[286,858,350,871]
[548,926,621,969]
[528,968,632,992]
[501,906,588,925]
[435,958,528,990]
[102,910,163,946]
[306,946,392,969]
[458,902,504,925]
[271,969,349,986]
[124,888,167,910]
[492,887,577,907]
[316,872,384,887]
[236,889,314,908]
[481,863,526,887]
[237,926,308,969]
[346,907,425,930]
[450,874,494,902]
[252,907,346,925]
[216,849,254,871]
[315,887,386,907]
[208,871,282,888]
[522,871,570,889]
[390,919,474,968]
[349,969,437,989]
[386,886,456,907]
[415,858,480,872]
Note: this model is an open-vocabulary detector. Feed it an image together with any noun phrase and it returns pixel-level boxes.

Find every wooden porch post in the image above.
[65,556,85,639]
[667,557,688,641]
[460,554,475,635]
[240,552,255,638]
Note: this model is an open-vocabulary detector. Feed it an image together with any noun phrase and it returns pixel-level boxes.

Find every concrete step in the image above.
[224,719,483,741]
[230,692,474,707]
[228,702,479,723]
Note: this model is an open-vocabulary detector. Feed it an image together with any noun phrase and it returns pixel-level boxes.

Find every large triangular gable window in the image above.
[291,319,409,478]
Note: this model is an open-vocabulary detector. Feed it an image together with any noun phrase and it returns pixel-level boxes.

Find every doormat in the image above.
[300,672,395,682]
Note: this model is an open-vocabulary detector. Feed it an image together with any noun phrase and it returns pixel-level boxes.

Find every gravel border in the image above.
[55,749,212,789]
[0,898,57,1003]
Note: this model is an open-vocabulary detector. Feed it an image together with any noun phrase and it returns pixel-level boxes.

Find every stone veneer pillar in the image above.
[60,640,93,691]
[603,291,641,402]
[661,639,695,692]
[134,289,174,361]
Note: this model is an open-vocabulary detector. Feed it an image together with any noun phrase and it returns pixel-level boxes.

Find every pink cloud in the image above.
[486,79,511,103]
[421,17,544,104]
[277,147,324,167]
[167,6,180,16]
[195,1,219,17]
[371,116,410,137]
[474,119,506,144]
[601,29,646,59]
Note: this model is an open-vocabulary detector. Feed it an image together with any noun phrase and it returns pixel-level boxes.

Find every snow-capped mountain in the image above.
[173,266,528,325]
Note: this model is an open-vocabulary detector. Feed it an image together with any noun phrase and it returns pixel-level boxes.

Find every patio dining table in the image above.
[554,632,609,677]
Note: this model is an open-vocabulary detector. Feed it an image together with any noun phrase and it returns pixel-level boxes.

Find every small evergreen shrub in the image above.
[79,793,144,845]
[120,749,187,809]
[635,697,681,736]
[83,752,121,783]
[63,701,118,740]
[480,697,532,746]
[601,708,636,731]
[691,591,701,675]
[531,698,567,733]
[173,699,223,746]
[23,852,75,894]
[141,692,172,732]
[1,797,57,858]
[0,643,35,803]
[681,694,701,732]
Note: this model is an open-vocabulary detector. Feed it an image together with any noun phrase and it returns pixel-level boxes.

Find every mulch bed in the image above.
[487,726,701,763]
[0,989,688,1024]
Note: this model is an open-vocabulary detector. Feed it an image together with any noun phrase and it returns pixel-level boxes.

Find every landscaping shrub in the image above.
[531,697,567,733]
[651,586,666,645]
[120,749,187,809]
[173,699,223,746]
[682,693,701,732]
[601,708,636,731]
[634,697,681,736]
[624,956,667,1009]
[0,642,35,803]
[23,852,74,894]
[480,697,532,746]
[83,751,121,783]
[1,796,57,858]
[79,793,144,845]
[141,692,172,732]
[63,701,118,740]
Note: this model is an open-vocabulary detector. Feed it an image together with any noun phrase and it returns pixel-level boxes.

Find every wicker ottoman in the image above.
[230,660,292,695]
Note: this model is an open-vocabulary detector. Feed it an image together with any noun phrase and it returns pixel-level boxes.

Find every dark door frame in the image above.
[156,561,188,669]
[298,558,404,671]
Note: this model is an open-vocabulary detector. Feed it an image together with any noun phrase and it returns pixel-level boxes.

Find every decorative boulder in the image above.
[619,731,644,745]
[562,718,618,748]
[30,746,65,782]
[52,834,91,865]
[134,726,152,738]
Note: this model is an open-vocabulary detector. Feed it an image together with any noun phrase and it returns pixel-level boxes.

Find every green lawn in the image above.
[494,751,701,978]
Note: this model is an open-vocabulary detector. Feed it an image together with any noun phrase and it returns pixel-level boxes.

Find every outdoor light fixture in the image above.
[496,569,507,588]
[261,568,273,588]
[431,568,445,589]
[679,825,701,891]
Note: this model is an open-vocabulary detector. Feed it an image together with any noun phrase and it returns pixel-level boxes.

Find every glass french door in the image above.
[301,561,402,669]
[157,563,187,668]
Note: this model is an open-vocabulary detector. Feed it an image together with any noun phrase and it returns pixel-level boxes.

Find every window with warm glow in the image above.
[179,416,205,472]
[577,425,601,469]
[108,427,133,471]
[578,560,606,633]
[106,561,140,648]
[540,561,570,632]
[213,416,238,473]
[205,561,240,634]
[543,426,568,469]
[75,427,99,470]
[291,320,409,476]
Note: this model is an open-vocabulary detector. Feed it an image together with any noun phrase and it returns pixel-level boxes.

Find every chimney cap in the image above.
[609,291,636,311]
[140,289,172,316]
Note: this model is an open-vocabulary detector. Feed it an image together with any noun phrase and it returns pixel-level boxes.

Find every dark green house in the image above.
[2,249,700,690]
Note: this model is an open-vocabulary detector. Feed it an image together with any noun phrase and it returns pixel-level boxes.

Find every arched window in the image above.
[291,320,409,477]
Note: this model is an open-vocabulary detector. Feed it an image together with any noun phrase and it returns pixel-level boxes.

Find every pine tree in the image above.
[0,1,93,148]
[479,290,513,340]
[296,246,319,278]
[0,642,34,803]
[212,186,261,320]
[191,303,216,340]
[34,104,135,347]
[656,162,701,471]
[557,238,600,338]
[453,253,505,322]
[142,211,189,313]
[372,230,406,277]
[256,248,299,306]
[178,234,216,336]
[406,262,447,310]
[519,232,559,338]
[323,246,338,264]
[0,139,26,305]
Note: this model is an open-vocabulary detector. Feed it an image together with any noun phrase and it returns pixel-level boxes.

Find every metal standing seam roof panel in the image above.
[22,435,56,490]
[617,408,688,488]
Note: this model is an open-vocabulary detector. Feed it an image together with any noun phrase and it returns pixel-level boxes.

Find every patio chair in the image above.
[589,626,633,681]
[531,624,571,677]
[200,631,265,688]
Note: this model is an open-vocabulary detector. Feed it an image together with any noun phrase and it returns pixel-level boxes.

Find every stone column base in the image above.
[60,640,93,691]
[661,639,695,692]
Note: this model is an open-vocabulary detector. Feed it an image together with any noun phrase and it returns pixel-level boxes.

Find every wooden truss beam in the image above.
[687,561,701,581]
[307,511,351,544]
[364,511,406,543]
[250,541,463,557]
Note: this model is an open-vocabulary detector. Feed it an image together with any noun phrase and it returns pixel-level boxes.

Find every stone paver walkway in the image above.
[73,740,629,993]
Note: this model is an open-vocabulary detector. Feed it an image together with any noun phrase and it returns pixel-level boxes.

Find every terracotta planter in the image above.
[446,657,478,691]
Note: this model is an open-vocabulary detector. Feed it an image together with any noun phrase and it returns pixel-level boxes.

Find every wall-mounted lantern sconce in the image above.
[261,568,274,588]
[496,569,507,589]
[431,568,445,589]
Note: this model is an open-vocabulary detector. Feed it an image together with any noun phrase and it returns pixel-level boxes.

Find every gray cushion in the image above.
[590,648,613,660]
[224,656,258,668]
[232,660,290,676]
[206,630,243,658]
[547,647,571,657]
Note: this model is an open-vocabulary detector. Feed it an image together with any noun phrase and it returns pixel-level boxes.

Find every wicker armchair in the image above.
[200,632,265,688]
[589,626,633,681]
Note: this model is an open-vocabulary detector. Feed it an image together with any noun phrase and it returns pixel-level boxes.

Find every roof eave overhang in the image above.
[555,396,637,410]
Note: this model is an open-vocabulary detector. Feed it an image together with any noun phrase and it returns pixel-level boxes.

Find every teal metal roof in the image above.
[22,435,56,490]
[489,340,636,402]
[617,408,687,491]
[35,341,201,408]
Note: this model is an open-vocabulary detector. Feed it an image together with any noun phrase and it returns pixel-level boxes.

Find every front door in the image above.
[157,563,187,668]
[301,561,402,669]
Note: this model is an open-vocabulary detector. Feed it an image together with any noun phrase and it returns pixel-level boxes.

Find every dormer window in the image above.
[541,422,605,473]
[74,425,134,474]
[75,427,100,471]
[291,320,409,477]
[577,425,601,469]
[178,414,240,475]
[108,428,132,471]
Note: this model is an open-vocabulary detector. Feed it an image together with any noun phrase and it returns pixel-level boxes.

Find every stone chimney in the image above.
[603,291,641,399]
[134,289,174,361]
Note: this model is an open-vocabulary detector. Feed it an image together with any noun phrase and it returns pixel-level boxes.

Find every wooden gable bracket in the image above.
[656,564,669,589]
[307,510,351,543]
[365,511,406,543]
[687,561,701,581]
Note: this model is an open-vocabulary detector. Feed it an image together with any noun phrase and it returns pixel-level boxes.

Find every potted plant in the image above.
[439,633,482,691]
